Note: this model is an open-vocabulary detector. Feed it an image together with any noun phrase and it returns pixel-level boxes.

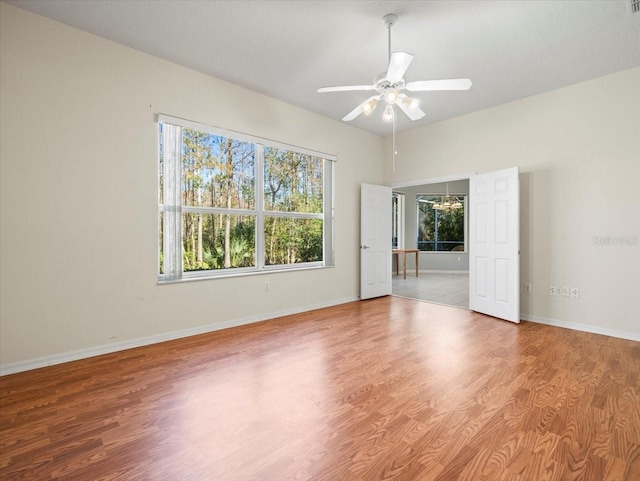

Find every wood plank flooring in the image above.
[1,297,639,480]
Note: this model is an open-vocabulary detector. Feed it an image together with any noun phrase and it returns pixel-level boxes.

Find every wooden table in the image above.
[392,249,419,279]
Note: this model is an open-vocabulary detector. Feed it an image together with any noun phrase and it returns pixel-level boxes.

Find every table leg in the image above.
[415,251,419,277]
[403,252,407,279]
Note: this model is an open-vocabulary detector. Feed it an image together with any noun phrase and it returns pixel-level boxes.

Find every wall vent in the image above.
[632,0,640,13]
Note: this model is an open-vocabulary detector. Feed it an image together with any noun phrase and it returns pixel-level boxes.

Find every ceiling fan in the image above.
[317,14,472,123]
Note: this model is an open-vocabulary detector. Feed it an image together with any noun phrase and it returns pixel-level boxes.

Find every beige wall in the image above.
[0,4,384,369]
[385,68,640,338]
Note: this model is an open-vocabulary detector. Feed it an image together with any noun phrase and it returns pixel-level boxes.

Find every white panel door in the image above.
[469,167,520,323]
[360,184,392,300]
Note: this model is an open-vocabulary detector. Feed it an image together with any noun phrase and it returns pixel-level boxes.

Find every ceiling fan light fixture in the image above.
[362,98,379,116]
[382,104,395,122]
[432,185,464,211]
[403,96,420,110]
[384,88,399,104]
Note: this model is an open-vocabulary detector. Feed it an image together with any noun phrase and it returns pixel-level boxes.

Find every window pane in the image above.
[264,217,323,265]
[182,129,255,210]
[264,147,323,213]
[417,195,465,252]
[182,213,255,271]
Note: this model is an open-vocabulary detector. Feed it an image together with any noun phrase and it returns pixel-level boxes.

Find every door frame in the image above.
[391,172,478,190]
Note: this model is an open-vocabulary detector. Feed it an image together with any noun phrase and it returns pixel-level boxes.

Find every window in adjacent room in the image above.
[158,115,334,282]
[392,192,404,249]
[416,194,466,252]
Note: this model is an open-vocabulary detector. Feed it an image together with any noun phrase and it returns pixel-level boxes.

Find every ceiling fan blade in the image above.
[317,85,375,93]
[397,94,426,121]
[405,78,472,91]
[342,95,382,122]
[386,52,414,83]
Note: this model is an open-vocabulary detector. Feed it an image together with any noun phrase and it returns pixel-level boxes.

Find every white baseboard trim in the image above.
[521,314,640,342]
[0,297,359,377]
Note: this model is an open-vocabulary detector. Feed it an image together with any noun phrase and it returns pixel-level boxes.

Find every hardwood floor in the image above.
[1,297,639,480]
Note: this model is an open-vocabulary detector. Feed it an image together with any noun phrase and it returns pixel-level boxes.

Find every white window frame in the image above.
[157,114,335,282]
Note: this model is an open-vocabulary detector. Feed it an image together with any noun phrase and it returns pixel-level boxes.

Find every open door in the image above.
[469,167,520,323]
[360,183,392,300]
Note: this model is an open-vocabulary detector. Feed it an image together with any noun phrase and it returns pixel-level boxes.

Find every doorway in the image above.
[391,174,472,309]
[389,167,520,324]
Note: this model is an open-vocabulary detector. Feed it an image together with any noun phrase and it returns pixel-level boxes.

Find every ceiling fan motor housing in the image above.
[374,72,405,94]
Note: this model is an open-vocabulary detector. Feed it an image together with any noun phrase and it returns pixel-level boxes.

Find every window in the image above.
[158,115,334,282]
[392,192,404,249]
[417,194,466,252]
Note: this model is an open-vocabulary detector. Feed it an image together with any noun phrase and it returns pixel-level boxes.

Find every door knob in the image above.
[361,245,370,249]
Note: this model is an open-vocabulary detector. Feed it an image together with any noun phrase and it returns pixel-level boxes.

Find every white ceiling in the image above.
[7,0,640,136]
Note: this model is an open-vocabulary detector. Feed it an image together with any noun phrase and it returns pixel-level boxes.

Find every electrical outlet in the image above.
[562,287,570,297]
[549,286,557,297]
[264,282,270,292]
[570,287,579,299]
[524,284,531,293]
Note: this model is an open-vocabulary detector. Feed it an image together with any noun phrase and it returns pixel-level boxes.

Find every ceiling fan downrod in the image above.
[383,14,397,65]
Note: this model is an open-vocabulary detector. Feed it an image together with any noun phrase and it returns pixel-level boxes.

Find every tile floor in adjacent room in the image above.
[392,271,469,308]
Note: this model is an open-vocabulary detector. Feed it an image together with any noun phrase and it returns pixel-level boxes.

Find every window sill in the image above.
[157,264,334,285]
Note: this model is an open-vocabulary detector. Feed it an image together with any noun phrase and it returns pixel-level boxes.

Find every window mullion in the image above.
[255,144,265,270]
[261,211,323,220]
[182,206,257,216]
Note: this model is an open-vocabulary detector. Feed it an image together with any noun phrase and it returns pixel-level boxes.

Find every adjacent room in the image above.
[392,179,470,308]
[1,1,639,480]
